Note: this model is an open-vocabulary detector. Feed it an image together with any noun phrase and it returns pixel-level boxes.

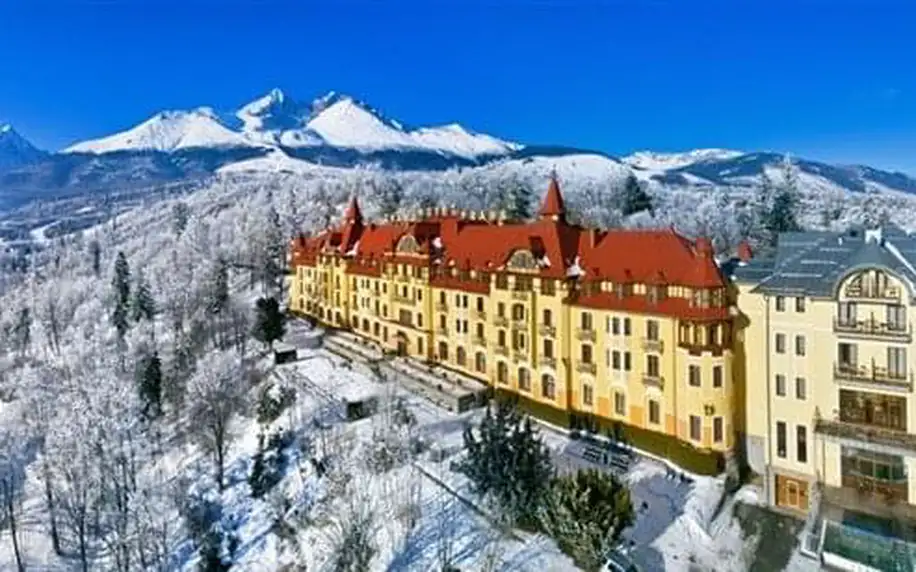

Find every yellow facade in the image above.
[737,232,916,521]
[290,245,739,469]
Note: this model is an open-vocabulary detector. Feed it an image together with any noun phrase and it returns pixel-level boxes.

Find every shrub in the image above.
[256,383,297,425]
[249,429,294,499]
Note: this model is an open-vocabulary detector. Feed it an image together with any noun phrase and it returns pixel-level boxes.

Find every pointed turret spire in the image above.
[345,195,363,224]
[538,172,566,221]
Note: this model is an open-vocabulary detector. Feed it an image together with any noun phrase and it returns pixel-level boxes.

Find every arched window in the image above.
[438,342,449,361]
[497,362,508,384]
[541,374,555,400]
[456,347,467,367]
[475,352,486,373]
[507,249,538,270]
[396,234,420,254]
[518,368,530,391]
[512,304,525,321]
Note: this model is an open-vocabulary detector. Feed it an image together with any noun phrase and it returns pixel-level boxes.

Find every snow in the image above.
[623,149,745,171]
[0,123,45,167]
[65,108,261,154]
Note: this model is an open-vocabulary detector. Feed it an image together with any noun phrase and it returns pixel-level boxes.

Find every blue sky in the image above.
[1,0,915,172]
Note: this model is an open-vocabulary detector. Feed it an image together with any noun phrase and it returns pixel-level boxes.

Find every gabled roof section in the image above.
[345,195,363,223]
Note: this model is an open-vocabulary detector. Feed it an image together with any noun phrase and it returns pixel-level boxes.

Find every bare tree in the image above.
[0,427,27,572]
[187,351,249,491]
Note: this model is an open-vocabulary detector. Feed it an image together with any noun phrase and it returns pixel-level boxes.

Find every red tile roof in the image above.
[291,180,730,317]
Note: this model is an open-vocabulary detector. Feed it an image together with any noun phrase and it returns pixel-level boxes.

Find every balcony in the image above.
[511,290,529,301]
[576,361,597,375]
[576,328,597,342]
[436,327,449,337]
[833,318,912,343]
[512,351,528,364]
[814,413,916,455]
[435,303,448,313]
[642,338,664,353]
[493,316,509,328]
[834,362,914,391]
[844,283,901,301]
[472,336,487,347]
[539,355,557,369]
[511,319,528,331]
[494,345,509,357]
[642,373,664,390]
[393,295,415,306]
[473,310,486,321]
[538,324,556,337]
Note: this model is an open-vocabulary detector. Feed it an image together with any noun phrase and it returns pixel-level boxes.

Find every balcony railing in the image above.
[833,362,914,391]
[642,373,664,390]
[576,328,597,342]
[494,345,509,357]
[539,355,557,369]
[538,324,556,337]
[511,290,529,301]
[512,351,528,364]
[844,283,900,301]
[642,338,664,353]
[472,336,487,347]
[814,412,916,454]
[576,361,597,375]
[511,319,527,331]
[435,303,448,313]
[436,327,449,337]
[833,318,912,342]
[473,310,486,321]
[493,316,509,328]
[393,295,415,306]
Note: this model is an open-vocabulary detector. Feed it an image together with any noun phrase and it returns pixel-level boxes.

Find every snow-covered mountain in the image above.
[64,89,520,160]
[0,124,46,169]
[623,149,745,171]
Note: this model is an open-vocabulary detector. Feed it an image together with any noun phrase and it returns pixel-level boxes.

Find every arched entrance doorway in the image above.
[396,331,408,356]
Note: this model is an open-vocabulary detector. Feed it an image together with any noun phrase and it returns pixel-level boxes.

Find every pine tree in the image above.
[259,207,286,297]
[377,178,404,219]
[131,270,157,322]
[88,240,102,277]
[619,174,653,216]
[252,297,286,350]
[206,259,230,316]
[136,351,163,419]
[539,469,635,572]
[761,157,802,247]
[458,399,554,528]
[501,176,533,221]
[172,202,191,238]
[111,252,131,338]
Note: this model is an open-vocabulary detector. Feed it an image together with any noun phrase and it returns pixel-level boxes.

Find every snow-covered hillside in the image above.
[0,124,46,168]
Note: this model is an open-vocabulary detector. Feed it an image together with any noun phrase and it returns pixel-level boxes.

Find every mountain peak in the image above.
[624,148,745,171]
[237,89,306,133]
[0,123,46,168]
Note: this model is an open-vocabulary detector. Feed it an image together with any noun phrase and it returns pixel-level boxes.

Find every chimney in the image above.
[736,240,753,263]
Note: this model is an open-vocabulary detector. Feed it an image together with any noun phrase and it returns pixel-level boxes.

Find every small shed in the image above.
[273,343,299,365]
[336,377,381,422]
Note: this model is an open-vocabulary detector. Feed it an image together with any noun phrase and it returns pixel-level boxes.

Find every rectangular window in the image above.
[477,323,484,338]
[581,312,593,330]
[796,425,807,463]
[795,377,806,400]
[838,342,857,368]
[795,297,805,313]
[440,291,446,304]
[775,296,785,312]
[646,319,659,341]
[795,335,806,356]
[647,355,660,377]
[498,302,505,317]
[713,417,724,443]
[623,318,631,336]
[614,392,626,416]
[581,344,593,364]
[612,317,620,335]
[776,374,786,397]
[612,350,621,370]
[648,400,660,424]
[712,365,723,388]
[543,309,552,326]
[888,347,908,378]
[624,352,632,371]
[688,365,701,387]
[477,297,484,312]
[583,384,593,406]
[689,415,701,441]
[775,333,786,354]
[888,304,906,331]
[543,339,554,358]
[776,421,787,458]
[417,314,423,328]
